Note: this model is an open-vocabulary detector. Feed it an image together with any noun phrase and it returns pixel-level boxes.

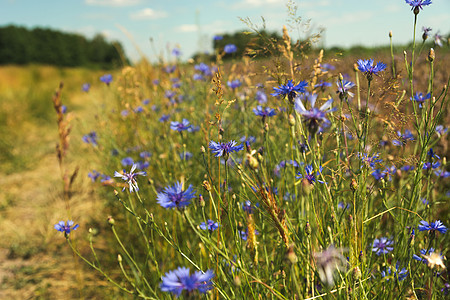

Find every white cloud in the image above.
[230,0,280,10]
[85,0,142,7]
[175,24,199,33]
[130,8,168,20]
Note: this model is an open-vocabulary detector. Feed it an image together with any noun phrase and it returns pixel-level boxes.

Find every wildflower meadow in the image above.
[1,0,449,299]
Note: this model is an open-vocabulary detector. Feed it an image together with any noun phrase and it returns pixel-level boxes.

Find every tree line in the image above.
[0,25,126,68]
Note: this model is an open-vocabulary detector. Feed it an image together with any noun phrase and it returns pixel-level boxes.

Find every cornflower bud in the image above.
[202,180,211,191]
[199,194,205,207]
[428,48,435,62]
[107,216,115,225]
[389,31,393,38]
[305,221,311,235]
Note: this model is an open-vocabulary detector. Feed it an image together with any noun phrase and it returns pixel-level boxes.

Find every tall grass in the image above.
[49,3,450,299]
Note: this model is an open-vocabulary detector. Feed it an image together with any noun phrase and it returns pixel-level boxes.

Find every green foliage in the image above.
[0,25,127,68]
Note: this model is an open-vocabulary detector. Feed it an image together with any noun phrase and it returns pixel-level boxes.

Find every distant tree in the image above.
[0,25,127,68]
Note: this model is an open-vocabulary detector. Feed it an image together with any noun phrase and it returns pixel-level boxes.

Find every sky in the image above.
[1,0,449,62]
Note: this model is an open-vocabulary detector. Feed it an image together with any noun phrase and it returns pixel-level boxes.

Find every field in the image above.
[0,16,449,300]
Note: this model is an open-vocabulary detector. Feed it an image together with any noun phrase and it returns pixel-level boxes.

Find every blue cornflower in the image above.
[179,151,193,160]
[54,220,79,236]
[405,0,432,14]
[159,114,170,122]
[242,200,257,214]
[336,79,355,100]
[157,182,196,209]
[135,161,149,170]
[209,140,244,158]
[224,44,237,54]
[418,220,447,234]
[100,74,113,85]
[114,164,146,193]
[411,92,431,108]
[213,35,223,41]
[357,59,387,80]
[392,129,414,146]
[434,33,443,47]
[121,157,134,166]
[434,169,450,178]
[255,90,268,104]
[314,80,332,90]
[272,79,308,102]
[295,93,335,135]
[227,79,241,89]
[172,48,182,57]
[253,105,277,119]
[358,152,382,168]
[427,148,440,160]
[82,83,90,92]
[321,63,335,71]
[142,98,150,105]
[164,65,176,73]
[372,169,388,181]
[422,161,440,170]
[199,220,219,232]
[422,26,432,40]
[372,237,394,255]
[240,136,256,144]
[160,267,214,297]
[140,151,152,159]
[170,119,192,132]
[82,131,98,146]
[239,229,259,241]
[381,262,408,281]
[88,170,101,182]
[193,73,204,81]
[296,164,325,184]
[413,247,435,263]
[194,63,212,76]
[435,125,448,136]
[61,105,67,114]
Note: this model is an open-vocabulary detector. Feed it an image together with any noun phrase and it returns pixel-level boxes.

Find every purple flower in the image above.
[159,114,171,122]
[224,44,237,54]
[434,169,450,178]
[54,220,79,236]
[296,164,325,184]
[336,79,355,100]
[272,80,308,102]
[160,267,214,296]
[82,131,98,146]
[114,164,146,193]
[422,26,432,40]
[100,74,113,85]
[88,170,101,182]
[172,48,182,57]
[170,119,192,131]
[164,65,176,74]
[239,229,259,241]
[434,33,443,47]
[227,79,241,89]
[121,157,134,166]
[82,83,90,92]
[405,0,432,13]
[242,200,256,214]
[435,125,448,136]
[179,151,193,160]
[294,93,335,135]
[314,80,332,89]
[413,247,435,263]
[253,105,277,118]
[357,59,387,80]
[358,152,382,168]
[418,220,447,234]
[157,182,196,209]
[255,90,267,104]
[209,140,244,158]
[199,220,219,232]
[411,92,431,108]
[381,262,408,281]
[372,237,394,255]
[392,129,414,146]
